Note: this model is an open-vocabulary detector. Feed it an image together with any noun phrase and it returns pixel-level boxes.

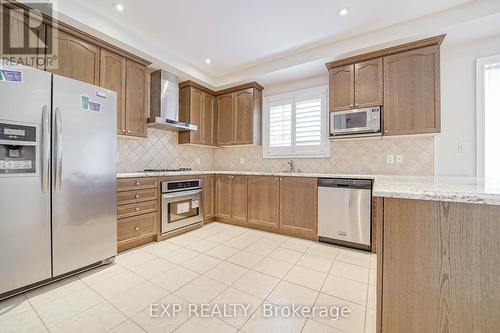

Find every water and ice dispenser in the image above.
[0,121,38,175]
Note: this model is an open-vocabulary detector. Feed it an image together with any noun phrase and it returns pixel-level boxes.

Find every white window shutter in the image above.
[269,99,292,147]
[295,98,322,146]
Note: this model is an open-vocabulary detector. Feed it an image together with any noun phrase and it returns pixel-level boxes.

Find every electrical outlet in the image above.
[196,157,201,164]
[395,154,403,164]
[240,158,245,165]
[386,154,395,164]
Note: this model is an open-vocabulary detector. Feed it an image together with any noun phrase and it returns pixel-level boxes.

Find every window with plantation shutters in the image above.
[263,86,329,158]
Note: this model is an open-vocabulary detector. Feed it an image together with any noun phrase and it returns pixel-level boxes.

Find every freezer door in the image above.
[0,64,52,294]
[52,75,117,276]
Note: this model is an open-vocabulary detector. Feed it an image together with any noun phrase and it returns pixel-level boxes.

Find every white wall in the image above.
[436,34,500,176]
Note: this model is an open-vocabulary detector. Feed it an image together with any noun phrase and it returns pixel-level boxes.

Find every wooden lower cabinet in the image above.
[215,175,318,240]
[247,176,280,230]
[117,177,159,252]
[215,175,232,219]
[279,177,317,240]
[214,175,247,223]
[202,175,215,220]
[379,198,500,333]
[231,175,248,223]
[117,212,157,251]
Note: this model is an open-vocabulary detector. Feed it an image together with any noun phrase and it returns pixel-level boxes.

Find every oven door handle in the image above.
[162,189,202,199]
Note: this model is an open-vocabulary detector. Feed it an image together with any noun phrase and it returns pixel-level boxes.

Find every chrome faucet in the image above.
[287,160,301,173]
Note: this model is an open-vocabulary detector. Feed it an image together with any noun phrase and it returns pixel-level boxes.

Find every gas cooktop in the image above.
[142,168,192,172]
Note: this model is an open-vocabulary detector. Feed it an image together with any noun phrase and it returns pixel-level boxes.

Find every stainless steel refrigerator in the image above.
[0,64,117,298]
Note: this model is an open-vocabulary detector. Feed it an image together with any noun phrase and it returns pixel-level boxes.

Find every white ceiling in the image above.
[54,0,500,88]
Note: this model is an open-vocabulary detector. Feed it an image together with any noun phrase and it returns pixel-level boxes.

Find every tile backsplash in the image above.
[213,136,434,175]
[118,129,434,175]
[117,128,214,172]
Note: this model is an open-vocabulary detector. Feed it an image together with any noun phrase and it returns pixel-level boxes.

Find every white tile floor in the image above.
[0,222,377,333]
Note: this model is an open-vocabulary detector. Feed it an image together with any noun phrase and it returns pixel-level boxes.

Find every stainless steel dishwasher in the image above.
[318,178,372,251]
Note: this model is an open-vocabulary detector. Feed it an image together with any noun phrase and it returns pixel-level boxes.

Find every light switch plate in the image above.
[386,154,395,164]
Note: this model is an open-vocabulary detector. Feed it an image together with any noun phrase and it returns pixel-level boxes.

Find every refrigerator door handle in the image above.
[41,105,50,194]
[55,107,63,193]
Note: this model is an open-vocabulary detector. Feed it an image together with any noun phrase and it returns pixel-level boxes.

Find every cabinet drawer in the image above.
[117,200,157,219]
[117,188,158,205]
[117,177,158,192]
[117,212,156,242]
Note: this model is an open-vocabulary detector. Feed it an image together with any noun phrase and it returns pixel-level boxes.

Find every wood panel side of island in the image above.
[379,198,500,333]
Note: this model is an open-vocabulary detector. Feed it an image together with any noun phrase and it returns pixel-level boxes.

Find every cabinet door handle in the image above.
[384,130,388,134]
[135,226,139,231]
[135,194,139,199]
[135,207,140,211]
[127,130,131,133]
[355,104,359,107]
[350,104,354,108]
[135,181,140,186]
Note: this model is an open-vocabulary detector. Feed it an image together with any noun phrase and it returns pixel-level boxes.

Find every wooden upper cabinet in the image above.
[216,87,262,146]
[217,93,235,145]
[189,88,203,143]
[50,30,100,85]
[231,175,248,223]
[202,93,215,145]
[329,64,355,112]
[235,89,254,144]
[383,45,440,135]
[178,85,216,146]
[329,60,382,112]
[279,177,317,240]
[354,58,383,108]
[202,175,214,220]
[125,60,149,137]
[247,176,280,229]
[99,49,127,135]
[215,175,232,219]
[179,81,262,146]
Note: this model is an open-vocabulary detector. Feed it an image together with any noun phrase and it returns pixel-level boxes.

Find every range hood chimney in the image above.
[148,70,197,131]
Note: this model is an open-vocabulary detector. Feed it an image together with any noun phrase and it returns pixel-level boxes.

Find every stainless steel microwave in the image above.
[330,106,381,136]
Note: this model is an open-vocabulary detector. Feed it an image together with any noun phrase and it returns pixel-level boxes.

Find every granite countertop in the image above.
[117,171,500,206]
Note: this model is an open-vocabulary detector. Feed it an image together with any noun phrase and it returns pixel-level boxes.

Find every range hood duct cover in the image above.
[148,70,197,131]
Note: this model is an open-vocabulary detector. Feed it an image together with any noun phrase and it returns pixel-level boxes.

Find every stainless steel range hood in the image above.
[148,70,197,131]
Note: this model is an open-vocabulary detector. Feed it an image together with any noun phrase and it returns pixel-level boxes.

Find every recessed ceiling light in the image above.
[205,58,211,64]
[115,3,124,12]
[339,8,349,16]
